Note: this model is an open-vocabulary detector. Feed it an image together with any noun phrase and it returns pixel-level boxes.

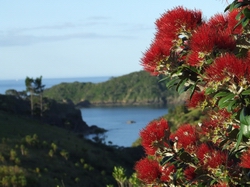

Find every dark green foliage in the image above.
[43,71,178,106]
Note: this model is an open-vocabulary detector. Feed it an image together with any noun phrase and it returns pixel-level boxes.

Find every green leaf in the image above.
[236,108,250,149]
[166,77,179,89]
[159,76,169,82]
[242,125,250,138]
[228,128,239,140]
[205,87,215,95]
[225,1,236,12]
[242,17,249,28]
[179,152,193,163]
[218,93,235,109]
[236,126,243,150]
[176,78,187,94]
[241,89,250,95]
[227,100,237,112]
[243,7,250,19]
[210,179,217,186]
[234,17,248,29]
[236,10,243,20]
[189,83,197,100]
[160,156,174,166]
[184,65,199,74]
[235,2,249,9]
[214,91,230,98]
[240,108,250,126]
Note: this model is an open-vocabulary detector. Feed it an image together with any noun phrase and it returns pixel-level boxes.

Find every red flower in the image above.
[239,149,250,169]
[187,91,206,108]
[184,166,196,181]
[196,143,210,161]
[189,14,236,55]
[205,53,247,83]
[208,13,228,31]
[140,118,170,155]
[134,157,161,184]
[212,182,228,187]
[170,124,197,150]
[227,9,243,35]
[160,163,175,182]
[186,50,204,67]
[142,7,203,75]
[201,119,219,134]
[214,29,236,51]
[156,6,202,35]
[155,6,202,57]
[141,41,164,76]
[196,143,227,169]
[202,109,233,130]
[190,24,216,53]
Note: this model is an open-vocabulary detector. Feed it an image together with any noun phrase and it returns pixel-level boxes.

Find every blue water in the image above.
[81,106,168,147]
[0,76,111,94]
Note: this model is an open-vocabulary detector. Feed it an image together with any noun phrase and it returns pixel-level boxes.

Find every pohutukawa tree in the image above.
[25,76,45,116]
[25,77,35,115]
[135,1,250,186]
[34,76,45,116]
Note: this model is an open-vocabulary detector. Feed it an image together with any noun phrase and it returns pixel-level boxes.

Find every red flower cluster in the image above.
[141,6,202,75]
[134,157,161,184]
[170,124,197,151]
[187,91,206,108]
[240,149,250,169]
[196,143,227,169]
[140,118,170,155]
[160,163,175,182]
[200,109,237,144]
[205,53,250,85]
[184,166,196,181]
[135,157,176,184]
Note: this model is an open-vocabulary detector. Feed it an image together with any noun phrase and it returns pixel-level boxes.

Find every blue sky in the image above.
[0,0,232,80]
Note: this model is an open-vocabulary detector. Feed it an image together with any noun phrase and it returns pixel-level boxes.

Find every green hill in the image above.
[0,94,144,187]
[43,71,178,107]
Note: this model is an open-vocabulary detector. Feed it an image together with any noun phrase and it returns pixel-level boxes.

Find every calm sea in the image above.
[0,76,168,147]
[81,106,168,147]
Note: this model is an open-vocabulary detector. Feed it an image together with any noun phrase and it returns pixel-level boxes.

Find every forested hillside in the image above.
[43,71,180,107]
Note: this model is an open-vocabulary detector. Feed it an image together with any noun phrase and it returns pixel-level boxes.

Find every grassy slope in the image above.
[0,110,144,187]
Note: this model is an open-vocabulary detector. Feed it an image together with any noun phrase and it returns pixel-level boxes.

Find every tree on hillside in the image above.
[25,77,35,115]
[34,76,45,116]
[25,76,45,116]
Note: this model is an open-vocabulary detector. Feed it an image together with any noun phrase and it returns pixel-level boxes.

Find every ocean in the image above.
[0,76,168,147]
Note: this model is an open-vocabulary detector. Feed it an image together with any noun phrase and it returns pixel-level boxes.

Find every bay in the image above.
[81,106,168,147]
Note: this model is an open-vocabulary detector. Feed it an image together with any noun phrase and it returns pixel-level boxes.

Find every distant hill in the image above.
[43,71,179,107]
